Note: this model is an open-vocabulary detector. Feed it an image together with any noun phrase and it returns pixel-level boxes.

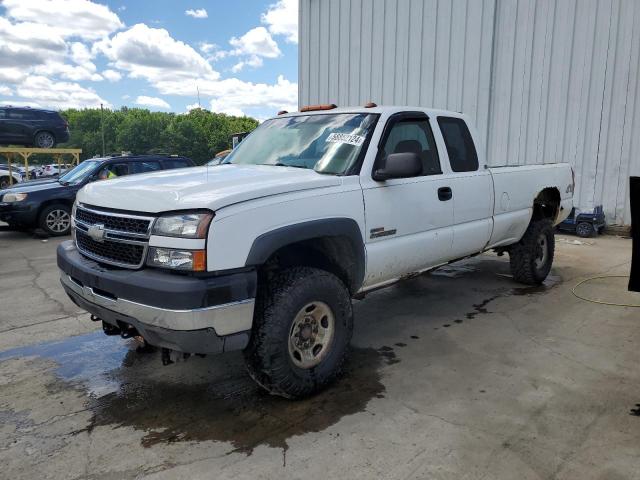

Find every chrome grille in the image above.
[74,205,155,269]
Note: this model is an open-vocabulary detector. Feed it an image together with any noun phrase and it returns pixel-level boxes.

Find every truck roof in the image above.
[274,105,467,120]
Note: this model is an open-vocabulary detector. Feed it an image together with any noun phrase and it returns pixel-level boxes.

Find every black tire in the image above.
[576,222,594,238]
[244,267,353,399]
[34,131,56,149]
[509,219,555,285]
[38,203,71,236]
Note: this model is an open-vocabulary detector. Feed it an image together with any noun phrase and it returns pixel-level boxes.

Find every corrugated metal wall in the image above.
[299,0,640,225]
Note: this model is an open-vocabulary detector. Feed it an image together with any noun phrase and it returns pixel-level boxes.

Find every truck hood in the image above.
[1,178,66,194]
[77,164,342,213]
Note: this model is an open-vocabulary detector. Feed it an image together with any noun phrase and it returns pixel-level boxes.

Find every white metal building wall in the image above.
[299,0,640,225]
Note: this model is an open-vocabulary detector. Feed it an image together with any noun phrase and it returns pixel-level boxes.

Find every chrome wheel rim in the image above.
[37,133,54,148]
[534,233,548,270]
[288,301,335,369]
[45,209,70,233]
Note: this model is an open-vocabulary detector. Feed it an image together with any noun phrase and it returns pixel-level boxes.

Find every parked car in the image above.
[0,166,22,189]
[56,105,573,398]
[0,106,70,148]
[0,154,194,235]
[206,149,232,166]
[40,163,71,177]
[557,206,606,237]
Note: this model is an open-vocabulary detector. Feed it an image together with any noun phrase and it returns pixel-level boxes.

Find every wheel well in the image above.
[38,199,72,218]
[260,236,361,294]
[532,187,561,223]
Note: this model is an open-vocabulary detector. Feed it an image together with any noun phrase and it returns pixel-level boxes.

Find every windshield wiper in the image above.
[273,163,308,169]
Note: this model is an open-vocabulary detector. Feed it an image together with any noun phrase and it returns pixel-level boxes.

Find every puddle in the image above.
[431,264,477,278]
[511,274,562,296]
[0,332,398,455]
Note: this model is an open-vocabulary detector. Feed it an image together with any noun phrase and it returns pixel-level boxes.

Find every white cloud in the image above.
[34,62,102,82]
[15,75,109,109]
[231,55,263,73]
[2,0,124,40]
[185,8,208,19]
[96,23,219,82]
[229,26,281,59]
[154,74,297,114]
[0,85,13,96]
[135,95,171,109]
[262,0,298,44]
[102,69,122,82]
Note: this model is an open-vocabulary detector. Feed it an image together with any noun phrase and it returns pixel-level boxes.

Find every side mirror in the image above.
[373,152,422,181]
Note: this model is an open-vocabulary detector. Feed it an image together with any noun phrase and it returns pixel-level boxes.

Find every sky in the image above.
[0,0,298,120]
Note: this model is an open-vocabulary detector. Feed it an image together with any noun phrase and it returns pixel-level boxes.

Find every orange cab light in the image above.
[192,250,207,272]
[300,103,337,112]
[364,102,377,108]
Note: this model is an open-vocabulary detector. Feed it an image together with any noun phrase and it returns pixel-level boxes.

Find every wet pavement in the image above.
[1,228,639,479]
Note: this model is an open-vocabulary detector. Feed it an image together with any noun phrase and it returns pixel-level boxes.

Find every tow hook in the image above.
[102,321,120,336]
[119,324,138,339]
[161,348,174,366]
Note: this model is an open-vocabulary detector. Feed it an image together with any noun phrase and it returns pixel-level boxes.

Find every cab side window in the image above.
[130,161,161,174]
[162,159,190,169]
[380,119,441,176]
[437,117,479,172]
[97,163,129,180]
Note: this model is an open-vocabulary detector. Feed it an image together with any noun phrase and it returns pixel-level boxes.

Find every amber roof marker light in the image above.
[364,102,377,108]
[300,103,337,112]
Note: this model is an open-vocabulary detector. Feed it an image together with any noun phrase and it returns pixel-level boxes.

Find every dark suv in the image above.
[0,106,70,148]
[0,154,194,235]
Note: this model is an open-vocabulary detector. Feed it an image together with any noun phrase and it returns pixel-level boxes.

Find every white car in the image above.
[57,105,573,398]
[0,167,23,189]
[41,163,70,177]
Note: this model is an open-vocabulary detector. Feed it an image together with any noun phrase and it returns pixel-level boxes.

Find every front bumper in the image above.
[57,241,257,354]
[0,201,38,226]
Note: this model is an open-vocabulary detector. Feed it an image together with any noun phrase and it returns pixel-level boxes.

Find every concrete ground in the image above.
[0,226,639,480]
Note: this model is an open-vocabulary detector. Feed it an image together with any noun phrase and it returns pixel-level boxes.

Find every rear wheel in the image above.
[34,131,56,149]
[576,222,594,238]
[509,219,555,285]
[38,204,71,236]
[244,267,353,398]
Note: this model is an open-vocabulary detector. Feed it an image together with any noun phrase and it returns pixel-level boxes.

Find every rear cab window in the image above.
[437,117,479,173]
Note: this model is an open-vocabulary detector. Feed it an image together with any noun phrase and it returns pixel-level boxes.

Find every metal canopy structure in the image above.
[0,147,82,185]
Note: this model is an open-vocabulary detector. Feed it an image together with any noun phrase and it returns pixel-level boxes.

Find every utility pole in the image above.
[197,85,201,108]
[100,103,106,157]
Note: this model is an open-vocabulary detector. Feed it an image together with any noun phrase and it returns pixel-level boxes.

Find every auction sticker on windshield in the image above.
[326,132,365,146]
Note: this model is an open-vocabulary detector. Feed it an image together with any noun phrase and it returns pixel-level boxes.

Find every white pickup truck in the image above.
[57,105,573,398]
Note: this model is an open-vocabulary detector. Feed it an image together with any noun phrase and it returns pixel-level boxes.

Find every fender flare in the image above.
[245,218,366,291]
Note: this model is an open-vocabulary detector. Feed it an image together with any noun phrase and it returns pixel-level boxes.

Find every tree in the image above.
[58,107,259,164]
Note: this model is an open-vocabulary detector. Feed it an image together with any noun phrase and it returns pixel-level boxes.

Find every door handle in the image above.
[438,187,452,201]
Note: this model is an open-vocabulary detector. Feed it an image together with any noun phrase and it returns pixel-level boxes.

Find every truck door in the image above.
[361,112,454,286]
[436,116,493,258]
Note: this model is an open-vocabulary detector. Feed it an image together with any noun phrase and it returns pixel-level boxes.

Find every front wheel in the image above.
[576,222,594,238]
[509,219,555,285]
[244,267,353,399]
[38,204,71,236]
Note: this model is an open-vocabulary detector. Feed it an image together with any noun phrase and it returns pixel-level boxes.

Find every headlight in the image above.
[147,247,206,271]
[2,193,27,202]
[152,212,213,238]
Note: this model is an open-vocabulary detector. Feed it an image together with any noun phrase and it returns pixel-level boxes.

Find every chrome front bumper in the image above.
[60,273,255,336]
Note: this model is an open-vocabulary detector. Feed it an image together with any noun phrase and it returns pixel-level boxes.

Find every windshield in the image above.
[58,160,99,185]
[224,113,378,175]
